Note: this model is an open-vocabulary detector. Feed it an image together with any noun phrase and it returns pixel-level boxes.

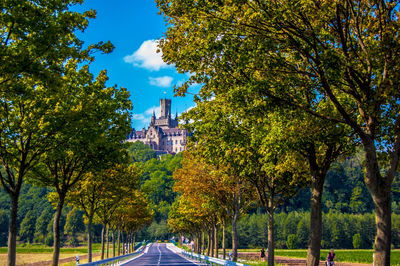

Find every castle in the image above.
[126,99,187,154]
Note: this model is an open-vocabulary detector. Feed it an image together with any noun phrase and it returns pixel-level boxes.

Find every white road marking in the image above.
[157,243,162,266]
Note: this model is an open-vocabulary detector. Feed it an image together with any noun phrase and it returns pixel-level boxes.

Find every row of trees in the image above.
[0,1,152,265]
[157,1,400,265]
[235,212,392,250]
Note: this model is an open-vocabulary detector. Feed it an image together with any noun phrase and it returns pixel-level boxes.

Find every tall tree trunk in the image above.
[211,226,214,257]
[222,221,226,260]
[371,190,391,266]
[112,230,115,258]
[231,213,239,262]
[202,231,205,255]
[117,229,121,256]
[133,233,136,252]
[306,172,325,266]
[214,223,218,258]
[87,215,93,262]
[363,144,394,266]
[207,230,211,256]
[7,193,19,266]
[267,210,275,266]
[101,224,105,260]
[106,225,109,259]
[52,194,66,266]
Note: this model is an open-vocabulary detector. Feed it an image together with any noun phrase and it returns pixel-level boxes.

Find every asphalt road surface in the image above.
[123,243,200,266]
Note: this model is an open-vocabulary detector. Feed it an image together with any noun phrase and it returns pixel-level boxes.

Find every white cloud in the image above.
[132,113,145,121]
[149,76,173,87]
[144,106,161,117]
[123,40,168,71]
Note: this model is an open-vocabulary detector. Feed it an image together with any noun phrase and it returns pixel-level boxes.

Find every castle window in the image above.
[175,140,177,144]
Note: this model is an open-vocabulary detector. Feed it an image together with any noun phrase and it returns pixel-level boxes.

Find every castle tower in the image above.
[160,98,171,119]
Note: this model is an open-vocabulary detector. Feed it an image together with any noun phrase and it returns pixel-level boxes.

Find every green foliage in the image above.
[126,142,157,162]
[286,234,298,249]
[19,210,37,243]
[34,206,53,244]
[139,153,182,223]
[147,220,170,240]
[0,210,8,246]
[64,208,85,247]
[353,233,361,249]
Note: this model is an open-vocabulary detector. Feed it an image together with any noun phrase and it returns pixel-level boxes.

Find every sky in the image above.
[72,0,197,129]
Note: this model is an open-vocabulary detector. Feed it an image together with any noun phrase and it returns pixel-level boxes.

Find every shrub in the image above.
[353,233,361,249]
[286,234,298,249]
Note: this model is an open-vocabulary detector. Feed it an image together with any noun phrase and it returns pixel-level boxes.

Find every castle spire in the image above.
[150,109,155,126]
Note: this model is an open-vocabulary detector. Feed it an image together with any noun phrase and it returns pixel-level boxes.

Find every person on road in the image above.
[260,248,266,261]
[326,249,337,266]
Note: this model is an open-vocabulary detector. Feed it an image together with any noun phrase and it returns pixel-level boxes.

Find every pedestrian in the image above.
[260,248,266,261]
[326,248,337,266]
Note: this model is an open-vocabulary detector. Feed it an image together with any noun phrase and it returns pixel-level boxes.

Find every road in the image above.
[123,243,200,266]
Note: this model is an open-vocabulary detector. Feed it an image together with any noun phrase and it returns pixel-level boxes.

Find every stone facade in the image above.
[126,99,187,154]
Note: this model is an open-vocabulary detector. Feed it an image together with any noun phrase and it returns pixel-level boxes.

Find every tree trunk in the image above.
[87,215,93,262]
[214,223,218,258]
[52,194,66,266]
[112,230,115,258]
[106,225,109,258]
[7,193,19,266]
[202,231,205,255]
[267,210,275,266]
[363,145,393,266]
[117,229,121,256]
[101,224,105,260]
[231,213,238,262]
[207,230,211,256]
[306,172,325,266]
[211,227,214,257]
[133,233,136,252]
[371,191,391,266]
[222,221,226,260]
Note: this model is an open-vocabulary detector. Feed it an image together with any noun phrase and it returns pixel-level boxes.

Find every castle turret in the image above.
[150,110,156,126]
[160,98,171,119]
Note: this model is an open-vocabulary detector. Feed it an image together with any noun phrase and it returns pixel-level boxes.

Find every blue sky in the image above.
[73,0,197,129]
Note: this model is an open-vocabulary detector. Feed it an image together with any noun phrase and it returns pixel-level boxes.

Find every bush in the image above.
[353,233,361,249]
[286,234,298,249]
[45,234,54,246]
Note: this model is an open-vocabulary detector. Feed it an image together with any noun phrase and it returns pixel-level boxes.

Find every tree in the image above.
[30,61,131,265]
[70,163,141,261]
[35,206,54,245]
[353,233,361,249]
[19,210,37,243]
[0,210,8,246]
[0,1,113,265]
[126,142,157,162]
[64,208,85,247]
[157,1,400,264]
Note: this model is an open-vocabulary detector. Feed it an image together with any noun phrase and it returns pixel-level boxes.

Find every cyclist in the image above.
[326,249,337,266]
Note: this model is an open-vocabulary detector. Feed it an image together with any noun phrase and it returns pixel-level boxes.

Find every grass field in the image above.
[0,243,104,254]
[0,243,122,266]
[238,249,400,265]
